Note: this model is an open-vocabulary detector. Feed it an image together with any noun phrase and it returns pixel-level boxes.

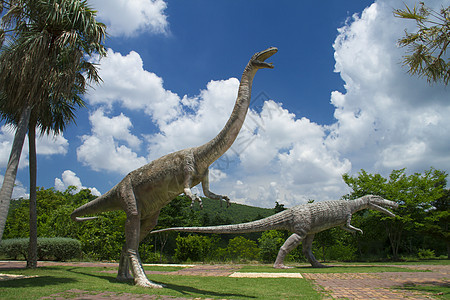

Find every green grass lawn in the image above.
[393,283,450,299]
[0,266,320,300]
[0,260,447,299]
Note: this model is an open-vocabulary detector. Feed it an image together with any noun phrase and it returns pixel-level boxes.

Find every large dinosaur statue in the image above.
[151,195,398,268]
[71,47,277,288]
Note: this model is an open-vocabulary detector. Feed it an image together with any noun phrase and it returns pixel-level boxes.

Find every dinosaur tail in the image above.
[70,187,120,222]
[151,210,291,234]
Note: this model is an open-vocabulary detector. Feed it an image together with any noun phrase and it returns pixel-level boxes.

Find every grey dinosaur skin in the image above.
[151,195,398,268]
[70,47,277,288]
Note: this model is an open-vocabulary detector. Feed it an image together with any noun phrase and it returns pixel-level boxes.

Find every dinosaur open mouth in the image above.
[257,47,278,61]
[253,47,278,68]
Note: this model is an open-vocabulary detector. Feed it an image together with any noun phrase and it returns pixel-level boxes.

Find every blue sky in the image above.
[1,0,449,208]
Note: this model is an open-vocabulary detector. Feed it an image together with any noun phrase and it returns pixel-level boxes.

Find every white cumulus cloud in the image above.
[89,0,169,37]
[77,109,148,174]
[79,0,449,209]
[326,0,450,175]
[87,49,180,126]
[146,78,240,160]
[55,170,101,196]
[0,124,68,170]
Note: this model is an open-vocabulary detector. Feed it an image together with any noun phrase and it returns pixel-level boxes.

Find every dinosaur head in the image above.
[366,195,398,217]
[250,47,278,69]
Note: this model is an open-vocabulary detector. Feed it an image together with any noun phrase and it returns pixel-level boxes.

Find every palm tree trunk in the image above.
[0,106,31,242]
[27,119,37,268]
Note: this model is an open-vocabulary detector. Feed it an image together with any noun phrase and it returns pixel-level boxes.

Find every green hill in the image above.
[197,197,275,224]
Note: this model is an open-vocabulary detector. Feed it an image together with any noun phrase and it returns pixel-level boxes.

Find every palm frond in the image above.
[0,0,107,133]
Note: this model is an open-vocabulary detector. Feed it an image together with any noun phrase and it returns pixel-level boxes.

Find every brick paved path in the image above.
[1,261,448,299]
[303,264,449,299]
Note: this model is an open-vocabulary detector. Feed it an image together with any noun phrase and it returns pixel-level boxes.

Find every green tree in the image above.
[274,201,286,213]
[155,196,202,257]
[3,187,128,261]
[343,168,446,260]
[226,236,259,262]
[258,230,285,263]
[0,0,106,267]
[394,2,450,85]
[421,189,449,258]
[173,234,216,262]
[314,228,337,262]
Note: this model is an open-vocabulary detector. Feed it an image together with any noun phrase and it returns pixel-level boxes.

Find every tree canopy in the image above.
[343,167,447,259]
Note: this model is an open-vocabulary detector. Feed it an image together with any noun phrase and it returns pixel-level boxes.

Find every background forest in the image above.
[1,167,448,264]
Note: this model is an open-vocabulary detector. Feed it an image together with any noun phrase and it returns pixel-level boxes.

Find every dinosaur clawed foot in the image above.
[189,194,203,209]
[273,264,293,269]
[221,196,231,208]
[135,278,165,288]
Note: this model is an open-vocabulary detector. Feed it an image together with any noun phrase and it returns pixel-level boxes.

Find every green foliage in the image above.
[417,248,436,260]
[225,236,259,262]
[173,234,260,263]
[77,211,126,261]
[3,187,126,261]
[0,237,81,261]
[274,202,286,213]
[138,243,161,263]
[314,228,338,262]
[324,240,357,262]
[343,168,447,260]
[0,238,27,260]
[38,238,81,261]
[394,3,450,85]
[258,230,285,262]
[194,197,274,225]
[174,234,216,262]
[421,189,449,258]
[4,180,447,263]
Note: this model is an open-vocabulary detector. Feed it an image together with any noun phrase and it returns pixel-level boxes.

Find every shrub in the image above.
[174,234,215,262]
[325,240,357,262]
[226,236,259,262]
[77,212,126,261]
[138,242,167,263]
[0,238,81,261]
[417,248,436,260]
[0,238,27,260]
[258,230,285,263]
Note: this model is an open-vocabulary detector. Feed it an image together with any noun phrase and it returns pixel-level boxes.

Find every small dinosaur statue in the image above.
[151,195,398,268]
[70,47,277,288]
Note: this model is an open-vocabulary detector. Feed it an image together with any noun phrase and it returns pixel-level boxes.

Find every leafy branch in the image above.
[394,2,450,85]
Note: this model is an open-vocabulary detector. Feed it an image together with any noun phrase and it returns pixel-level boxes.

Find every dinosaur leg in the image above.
[184,177,202,209]
[139,212,160,242]
[341,213,363,234]
[117,245,132,281]
[201,169,230,207]
[117,212,161,283]
[119,183,163,288]
[273,233,303,269]
[302,234,329,268]
[183,152,203,208]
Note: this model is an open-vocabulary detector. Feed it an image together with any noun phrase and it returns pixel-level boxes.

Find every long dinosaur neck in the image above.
[195,63,258,166]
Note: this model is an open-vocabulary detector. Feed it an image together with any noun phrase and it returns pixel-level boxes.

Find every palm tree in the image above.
[25,56,89,267]
[0,0,106,260]
[394,3,450,85]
